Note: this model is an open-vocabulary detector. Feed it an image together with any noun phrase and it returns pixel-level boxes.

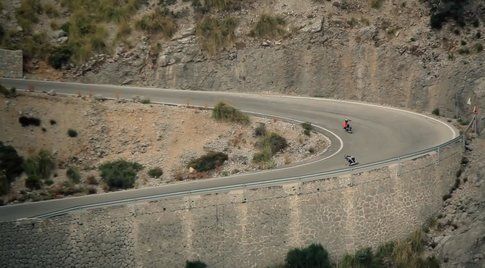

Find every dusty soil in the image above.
[0,92,329,203]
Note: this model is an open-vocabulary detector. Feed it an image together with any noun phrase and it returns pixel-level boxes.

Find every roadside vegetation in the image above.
[212,102,250,124]
[267,228,439,267]
[253,132,288,167]
[188,152,228,172]
[99,159,143,190]
[148,167,164,178]
[0,84,16,98]
[301,122,313,136]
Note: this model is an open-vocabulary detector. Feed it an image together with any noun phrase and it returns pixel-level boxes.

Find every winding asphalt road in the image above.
[0,78,458,222]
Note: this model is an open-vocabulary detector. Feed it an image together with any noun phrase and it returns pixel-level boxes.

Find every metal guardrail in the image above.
[35,135,464,219]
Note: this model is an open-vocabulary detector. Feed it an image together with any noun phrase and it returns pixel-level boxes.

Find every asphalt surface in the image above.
[0,78,458,221]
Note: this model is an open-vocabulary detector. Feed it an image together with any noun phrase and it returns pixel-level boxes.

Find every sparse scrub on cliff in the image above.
[99,159,143,190]
[196,16,238,54]
[190,0,246,13]
[136,8,177,38]
[212,102,250,124]
[16,0,43,34]
[249,14,287,40]
[188,152,228,172]
[285,244,331,268]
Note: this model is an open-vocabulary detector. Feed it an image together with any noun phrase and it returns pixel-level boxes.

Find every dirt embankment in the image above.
[0,92,329,203]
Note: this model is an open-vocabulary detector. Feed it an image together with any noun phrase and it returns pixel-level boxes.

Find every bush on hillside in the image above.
[249,14,286,39]
[188,152,228,172]
[23,150,55,181]
[48,45,73,69]
[253,123,266,137]
[185,260,207,268]
[18,116,41,127]
[66,166,81,184]
[136,8,177,37]
[212,102,249,124]
[99,160,143,190]
[0,171,9,195]
[257,132,288,155]
[285,244,331,268]
[196,16,238,54]
[148,167,164,178]
[67,129,78,137]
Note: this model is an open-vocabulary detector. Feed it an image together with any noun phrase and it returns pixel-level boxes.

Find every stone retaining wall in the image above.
[0,142,462,267]
[0,49,22,78]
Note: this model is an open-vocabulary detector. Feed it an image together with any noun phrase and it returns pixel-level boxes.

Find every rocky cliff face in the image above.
[63,0,484,119]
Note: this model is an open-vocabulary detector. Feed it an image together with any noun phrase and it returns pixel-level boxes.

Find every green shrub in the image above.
[254,123,266,137]
[249,14,286,39]
[196,16,238,54]
[148,167,164,178]
[212,102,250,124]
[48,45,73,69]
[0,142,24,183]
[99,160,143,190]
[257,132,288,155]
[23,150,55,181]
[67,129,78,137]
[185,260,207,268]
[66,167,81,184]
[432,108,440,116]
[301,122,313,136]
[188,152,228,172]
[285,244,331,268]
[136,8,177,37]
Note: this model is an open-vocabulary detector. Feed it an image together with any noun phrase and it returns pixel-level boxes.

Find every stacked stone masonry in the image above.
[0,142,462,267]
[0,49,22,78]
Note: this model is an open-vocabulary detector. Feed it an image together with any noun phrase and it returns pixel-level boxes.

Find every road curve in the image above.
[0,78,458,221]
